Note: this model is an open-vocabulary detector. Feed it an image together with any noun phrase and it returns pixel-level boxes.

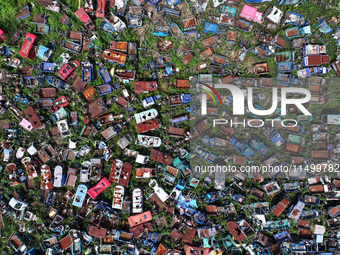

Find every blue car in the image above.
[166,0,182,6]
[73,184,88,208]
[72,238,81,255]
[149,0,161,5]
[98,141,112,161]
[100,21,119,38]
[82,61,93,82]
[36,45,53,61]
[15,94,30,104]
[98,63,112,83]
[113,84,120,90]
[163,7,180,16]
[203,22,218,35]
[45,191,57,206]
[318,20,333,34]
[176,179,186,190]
[180,94,191,103]
[39,62,55,73]
[81,232,93,246]
[1,46,10,56]
[21,77,38,87]
[46,76,68,91]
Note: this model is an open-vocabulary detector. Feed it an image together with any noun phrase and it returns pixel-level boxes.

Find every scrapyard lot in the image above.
[0,0,340,254]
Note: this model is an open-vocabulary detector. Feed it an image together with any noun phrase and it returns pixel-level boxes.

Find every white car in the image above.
[132,188,143,213]
[16,147,26,159]
[54,165,63,187]
[112,185,124,210]
[136,154,149,164]
[24,211,38,221]
[9,197,28,211]
[80,161,92,182]
[266,6,283,24]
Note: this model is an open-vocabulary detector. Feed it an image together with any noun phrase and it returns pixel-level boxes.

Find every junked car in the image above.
[72,184,88,207]
[80,161,92,183]
[53,165,63,187]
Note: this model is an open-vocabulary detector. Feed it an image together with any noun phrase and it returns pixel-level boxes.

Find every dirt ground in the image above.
[134,1,193,42]
[228,50,237,62]
[160,82,168,92]
[134,3,159,42]
[176,1,192,18]
[243,56,256,73]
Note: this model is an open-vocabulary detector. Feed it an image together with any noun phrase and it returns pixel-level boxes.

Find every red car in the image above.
[18,33,36,60]
[0,29,6,42]
[134,81,158,94]
[58,60,80,81]
[149,149,172,165]
[50,96,70,113]
[96,0,106,18]
[75,8,95,30]
[136,118,161,133]
[87,177,111,199]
